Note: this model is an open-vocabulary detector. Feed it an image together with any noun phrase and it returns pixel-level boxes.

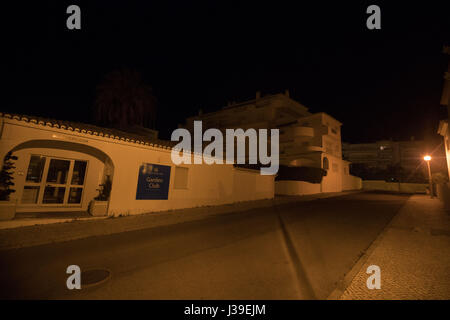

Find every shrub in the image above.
[275,166,327,183]
[0,152,18,201]
[94,175,112,201]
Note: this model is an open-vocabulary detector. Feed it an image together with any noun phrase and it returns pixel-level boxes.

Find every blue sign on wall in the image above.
[136,163,171,200]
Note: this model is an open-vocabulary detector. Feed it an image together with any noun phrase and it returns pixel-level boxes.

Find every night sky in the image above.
[8,1,450,143]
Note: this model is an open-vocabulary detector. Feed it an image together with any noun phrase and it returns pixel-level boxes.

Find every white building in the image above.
[182,91,361,195]
[438,120,450,179]
[0,113,274,216]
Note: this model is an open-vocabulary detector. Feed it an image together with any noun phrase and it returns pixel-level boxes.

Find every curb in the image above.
[0,216,108,231]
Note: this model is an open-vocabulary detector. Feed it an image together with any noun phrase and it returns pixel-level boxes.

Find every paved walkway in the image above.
[334,195,450,300]
[0,191,359,250]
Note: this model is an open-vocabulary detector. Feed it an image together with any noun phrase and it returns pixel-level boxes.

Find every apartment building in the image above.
[342,139,430,170]
[182,91,361,194]
[342,138,449,184]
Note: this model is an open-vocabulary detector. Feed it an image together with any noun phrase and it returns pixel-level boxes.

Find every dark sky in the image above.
[8,1,450,142]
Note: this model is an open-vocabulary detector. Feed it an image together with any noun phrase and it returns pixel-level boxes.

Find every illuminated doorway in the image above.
[21,155,88,207]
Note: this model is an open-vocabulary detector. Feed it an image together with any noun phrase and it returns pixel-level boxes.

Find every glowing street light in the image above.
[424,155,433,198]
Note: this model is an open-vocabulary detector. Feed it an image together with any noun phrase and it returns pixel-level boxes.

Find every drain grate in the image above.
[81,269,111,287]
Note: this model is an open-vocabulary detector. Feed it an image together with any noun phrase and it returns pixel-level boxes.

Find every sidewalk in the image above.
[333,195,450,300]
[0,191,359,251]
[0,214,105,231]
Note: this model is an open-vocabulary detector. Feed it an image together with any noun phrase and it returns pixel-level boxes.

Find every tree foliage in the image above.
[94,175,112,201]
[275,166,327,183]
[94,68,157,130]
[0,152,18,201]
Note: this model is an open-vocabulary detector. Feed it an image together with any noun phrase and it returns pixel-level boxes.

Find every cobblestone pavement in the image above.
[339,195,450,300]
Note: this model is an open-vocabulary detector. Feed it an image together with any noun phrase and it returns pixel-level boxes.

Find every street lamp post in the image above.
[424,155,433,198]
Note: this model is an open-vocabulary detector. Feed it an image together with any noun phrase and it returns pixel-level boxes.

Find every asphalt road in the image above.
[0,192,409,299]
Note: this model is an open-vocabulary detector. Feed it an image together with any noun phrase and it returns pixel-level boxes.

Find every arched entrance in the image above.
[8,140,114,213]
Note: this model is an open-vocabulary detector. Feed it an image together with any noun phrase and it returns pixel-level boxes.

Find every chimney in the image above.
[285,89,290,98]
[256,91,261,100]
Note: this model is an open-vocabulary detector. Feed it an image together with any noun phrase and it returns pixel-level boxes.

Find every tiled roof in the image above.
[0,112,175,150]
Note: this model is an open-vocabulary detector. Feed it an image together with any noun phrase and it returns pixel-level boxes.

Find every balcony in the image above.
[292,126,314,143]
[293,126,314,137]
[281,145,324,161]
[288,158,316,167]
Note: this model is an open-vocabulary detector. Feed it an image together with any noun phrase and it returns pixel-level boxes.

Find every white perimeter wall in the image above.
[321,155,343,193]
[275,169,361,196]
[342,175,362,191]
[362,180,427,193]
[275,181,321,195]
[233,168,274,202]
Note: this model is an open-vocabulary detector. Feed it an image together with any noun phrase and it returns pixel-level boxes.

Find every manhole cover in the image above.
[81,269,111,287]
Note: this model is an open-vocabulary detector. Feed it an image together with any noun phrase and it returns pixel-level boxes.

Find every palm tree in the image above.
[94,68,157,130]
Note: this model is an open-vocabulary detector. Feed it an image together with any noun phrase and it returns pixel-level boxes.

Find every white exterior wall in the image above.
[321,154,343,193]
[439,121,450,180]
[0,117,274,216]
[275,181,321,195]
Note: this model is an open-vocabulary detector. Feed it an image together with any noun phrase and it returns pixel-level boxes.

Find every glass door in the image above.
[21,155,46,205]
[67,160,87,204]
[42,158,70,204]
[21,155,88,206]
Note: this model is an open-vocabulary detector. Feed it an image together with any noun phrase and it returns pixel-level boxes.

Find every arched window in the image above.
[323,157,329,170]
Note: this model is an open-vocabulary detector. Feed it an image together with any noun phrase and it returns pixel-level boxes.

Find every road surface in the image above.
[0,192,409,299]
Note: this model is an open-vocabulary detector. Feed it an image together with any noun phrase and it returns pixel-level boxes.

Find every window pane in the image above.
[42,186,66,204]
[71,161,87,185]
[21,186,40,204]
[26,156,46,182]
[68,187,83,204]
[46,159,70,184]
